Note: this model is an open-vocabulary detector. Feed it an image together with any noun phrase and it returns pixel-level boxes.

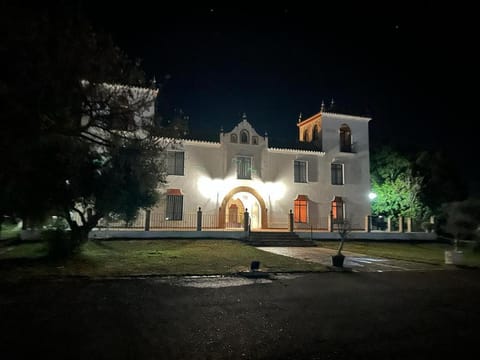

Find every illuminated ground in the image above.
[257,246,445,272]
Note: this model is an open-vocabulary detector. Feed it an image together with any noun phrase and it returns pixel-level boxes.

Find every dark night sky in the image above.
[83,2,477,187]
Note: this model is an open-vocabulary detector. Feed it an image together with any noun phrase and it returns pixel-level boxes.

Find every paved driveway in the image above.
[257,246,445,272]
[2,271,479,359]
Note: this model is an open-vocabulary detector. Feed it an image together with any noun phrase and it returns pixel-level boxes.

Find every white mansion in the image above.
[150,110,372,231]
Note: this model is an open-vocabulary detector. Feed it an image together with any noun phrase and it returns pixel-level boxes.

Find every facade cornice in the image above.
[297,113,321,127]
[184,139,221,146]
[322,111,371,121]
[268,147,325,155]
[157,137,220,146]
[297,111,371,126]
[80,80,158,96]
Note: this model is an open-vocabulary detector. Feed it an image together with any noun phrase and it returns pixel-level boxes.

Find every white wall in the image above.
[161,115,372,229]
[320,113,372,228]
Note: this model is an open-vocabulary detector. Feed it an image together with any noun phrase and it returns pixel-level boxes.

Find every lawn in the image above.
[0,239,326,280]
[318,240,480,267]
[0,222,21,240]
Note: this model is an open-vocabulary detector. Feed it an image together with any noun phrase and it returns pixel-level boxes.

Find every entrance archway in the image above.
[219,186,268,229]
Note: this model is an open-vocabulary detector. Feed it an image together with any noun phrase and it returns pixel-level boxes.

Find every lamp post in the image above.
[367,192,377,231]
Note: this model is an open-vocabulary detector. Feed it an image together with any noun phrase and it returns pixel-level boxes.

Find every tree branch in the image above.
[71,207,87,226]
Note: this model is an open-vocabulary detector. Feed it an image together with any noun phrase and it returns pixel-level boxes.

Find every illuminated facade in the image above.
[155,111,371,230]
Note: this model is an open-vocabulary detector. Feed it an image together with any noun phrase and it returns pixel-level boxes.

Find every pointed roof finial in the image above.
[330,98,335,110]
[242,112,247,121]
[321,100,325,113]
[298,112,303,123]
[150,75,157,89]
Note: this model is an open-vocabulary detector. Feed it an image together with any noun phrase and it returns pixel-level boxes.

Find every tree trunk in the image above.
[70,226,90,250]
[337,236,346,255]
[64,209,101,254]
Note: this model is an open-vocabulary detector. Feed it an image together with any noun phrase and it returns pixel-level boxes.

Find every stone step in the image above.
[247,241,317,247]
[249,232,300,239]
[246,232,316,247]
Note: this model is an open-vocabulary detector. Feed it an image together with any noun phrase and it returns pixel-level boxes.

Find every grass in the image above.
[318,240,480,267]
[0,222,21,240]
[2,237,479,280]
[0,239,327,280]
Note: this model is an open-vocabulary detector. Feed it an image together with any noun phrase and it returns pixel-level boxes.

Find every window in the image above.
[294,160,307,183]
[252,136,258,145]
[331,163,344,185]
[294,195,308,223]
[312,125,319,141]
[236,156,252,179]
[303,129,309,142]
[340,124,352,152]
[167,151,184,176]
[166,190,183,220]
[231,134,237,143]
[331,196,344,223]
[240,130,249,144]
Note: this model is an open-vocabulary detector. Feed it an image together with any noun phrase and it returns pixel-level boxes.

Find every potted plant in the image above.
[332,219,351,267]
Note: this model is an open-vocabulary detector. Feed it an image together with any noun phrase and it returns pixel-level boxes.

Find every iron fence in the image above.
[72,210,432,233]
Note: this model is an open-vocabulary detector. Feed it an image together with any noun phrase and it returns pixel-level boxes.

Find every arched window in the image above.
[231,133,238,143]
[312,125,319,141]
[240,130,249,144]
[340,124,352,152]
[294,195,308,223]
[331,196,344,223]
[303,129,309,142]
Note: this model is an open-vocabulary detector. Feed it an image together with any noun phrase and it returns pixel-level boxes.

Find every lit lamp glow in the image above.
[368,192,377,200]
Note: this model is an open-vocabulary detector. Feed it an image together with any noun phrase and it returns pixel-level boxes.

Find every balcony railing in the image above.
[340,142,357,153]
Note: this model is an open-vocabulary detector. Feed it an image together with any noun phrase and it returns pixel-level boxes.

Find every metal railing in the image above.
[74,209,434,233]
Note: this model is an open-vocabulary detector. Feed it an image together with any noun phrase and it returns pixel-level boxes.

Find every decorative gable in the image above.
[222,113,266,146]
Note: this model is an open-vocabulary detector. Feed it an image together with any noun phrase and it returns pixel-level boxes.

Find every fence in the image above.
[97,212,146,229]
[72,210,434,233]
[368,215,434,233]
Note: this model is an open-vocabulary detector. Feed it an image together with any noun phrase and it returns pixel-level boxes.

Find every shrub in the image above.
[421,222,434,233]
[42,229,76,260]
[42,216,70,231]
[473,240,480,253]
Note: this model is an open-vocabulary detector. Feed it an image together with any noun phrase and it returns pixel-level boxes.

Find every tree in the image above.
[441,198,480,250]
[336,219,351,256]
[331,219,351,267]
[0,4,168,253]
[370,147,428,219]
[415,150,468,213]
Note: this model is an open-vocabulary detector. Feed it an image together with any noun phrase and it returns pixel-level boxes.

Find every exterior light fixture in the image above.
[250,260,260,272]
[368,192,377,200]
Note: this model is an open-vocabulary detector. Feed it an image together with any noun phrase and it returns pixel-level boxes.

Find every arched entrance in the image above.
[219,186,268,229]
